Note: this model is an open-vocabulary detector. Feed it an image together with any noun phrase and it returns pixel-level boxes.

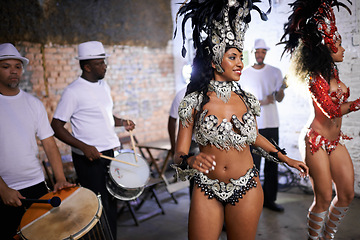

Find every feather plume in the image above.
[280,0,352,56]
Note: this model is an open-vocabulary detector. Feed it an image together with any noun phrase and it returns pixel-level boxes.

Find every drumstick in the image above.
[21,197,61,207]
[127,120,139,163]
[100,155,138,167]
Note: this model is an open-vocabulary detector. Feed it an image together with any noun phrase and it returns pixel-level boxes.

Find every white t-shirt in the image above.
[0,90,53,190]
[169,87,187,119]
[53,77,120,154]
[240,64,283,129]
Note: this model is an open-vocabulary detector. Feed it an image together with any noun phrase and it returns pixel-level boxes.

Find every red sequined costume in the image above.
[308,67,349,119]
[313,0,342,53]
[306,67,353,154]
[307,128,352,155]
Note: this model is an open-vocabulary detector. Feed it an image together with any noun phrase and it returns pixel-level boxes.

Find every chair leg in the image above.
[136,189,153,210]
[118,178,166,226]
[151,188,165,214]
[170,193,178,204]
[126,201,139,226]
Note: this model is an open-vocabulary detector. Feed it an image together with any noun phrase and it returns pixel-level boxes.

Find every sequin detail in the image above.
[208,80,238,103]
[210,2,249,73]
[178,92,203,128]
[178,80,260,151]
[194,166,258,205]
[307,70,349,119]
[195,109,257,151]
[307,128,352,155]
[312,0,341,53]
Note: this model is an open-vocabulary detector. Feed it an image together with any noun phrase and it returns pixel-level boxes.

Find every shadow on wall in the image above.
[0,0,172,47]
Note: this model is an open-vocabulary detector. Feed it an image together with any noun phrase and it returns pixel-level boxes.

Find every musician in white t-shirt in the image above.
[240,39,287,212]
[0,43,74,239]
[51,41,135,239]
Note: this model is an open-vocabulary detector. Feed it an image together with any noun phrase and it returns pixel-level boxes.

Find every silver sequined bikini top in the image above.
[178,80,260,151]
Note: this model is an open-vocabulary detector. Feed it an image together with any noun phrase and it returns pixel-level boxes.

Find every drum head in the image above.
[19,187,101,240]
[109,152,150,189]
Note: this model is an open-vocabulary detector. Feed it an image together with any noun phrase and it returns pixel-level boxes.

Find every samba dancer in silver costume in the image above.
[172,1,309,239]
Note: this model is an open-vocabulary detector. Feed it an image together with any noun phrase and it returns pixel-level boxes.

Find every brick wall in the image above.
[17,41,175,159]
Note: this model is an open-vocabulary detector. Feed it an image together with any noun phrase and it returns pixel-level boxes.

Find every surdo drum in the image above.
[18,186,113,240]
[106,150,150,201]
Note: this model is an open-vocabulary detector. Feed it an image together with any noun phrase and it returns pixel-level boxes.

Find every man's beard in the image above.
[256,59,264,65]
[8,81,19,88]
[96,72,106,80]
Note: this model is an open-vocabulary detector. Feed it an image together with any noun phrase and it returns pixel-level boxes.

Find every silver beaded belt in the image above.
[172,164,258,205]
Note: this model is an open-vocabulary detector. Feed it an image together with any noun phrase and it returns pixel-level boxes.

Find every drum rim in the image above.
[106,184,145,201]
[18,187,105,240]
[108,171,150,189]
[65,194,103,239]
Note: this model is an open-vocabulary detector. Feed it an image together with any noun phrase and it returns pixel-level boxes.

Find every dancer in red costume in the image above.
[281,0,359,239]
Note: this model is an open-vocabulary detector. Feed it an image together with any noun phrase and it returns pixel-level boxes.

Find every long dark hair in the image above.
[185,40,214,124]
[288,40,334,84]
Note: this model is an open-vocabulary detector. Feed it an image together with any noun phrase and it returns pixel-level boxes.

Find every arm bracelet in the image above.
[252,147,282,164]
[269,139,287,160]
[252,140,287,164]
[178,153,194,170]
[349,98,360,112]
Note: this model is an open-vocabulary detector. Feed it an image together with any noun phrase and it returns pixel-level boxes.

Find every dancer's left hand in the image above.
[285,158,309,178]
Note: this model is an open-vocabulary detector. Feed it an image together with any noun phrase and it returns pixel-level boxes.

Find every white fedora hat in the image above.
[254,38,270,51]
[0,43,29,66]
[76,41,110,60]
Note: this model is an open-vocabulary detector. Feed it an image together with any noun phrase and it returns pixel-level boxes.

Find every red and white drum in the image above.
[18,186,112,240]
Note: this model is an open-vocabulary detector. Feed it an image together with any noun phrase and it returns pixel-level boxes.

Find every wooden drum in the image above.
[18,186,112,240]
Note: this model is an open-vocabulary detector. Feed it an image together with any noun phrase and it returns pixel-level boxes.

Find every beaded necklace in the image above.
[208,80,240,103]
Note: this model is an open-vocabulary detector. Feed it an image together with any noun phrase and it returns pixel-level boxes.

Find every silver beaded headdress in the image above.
[176,0,269,73]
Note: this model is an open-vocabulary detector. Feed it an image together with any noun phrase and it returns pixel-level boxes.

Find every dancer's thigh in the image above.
[225,177,264,240]
[188,186,224,240]
[329,145,354,202]
[305,140,333,205]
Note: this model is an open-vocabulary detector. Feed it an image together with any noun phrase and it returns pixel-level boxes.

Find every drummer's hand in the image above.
[124,120,135,131]
[53,180,76,193]
[81,144,101,161]
[260,94,275,106]
[188,153,216,174]
[284,157,309,178]
[0,186,25,207]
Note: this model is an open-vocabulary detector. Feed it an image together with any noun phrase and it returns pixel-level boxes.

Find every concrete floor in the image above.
[115,183,360,240]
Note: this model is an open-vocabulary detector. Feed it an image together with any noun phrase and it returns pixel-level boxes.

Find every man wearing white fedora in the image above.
[0,43,75,239]
[240,38,287,212]
[51,41,135,239]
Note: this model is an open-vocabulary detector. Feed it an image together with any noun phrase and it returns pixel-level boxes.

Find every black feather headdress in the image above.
[175,0,271,73]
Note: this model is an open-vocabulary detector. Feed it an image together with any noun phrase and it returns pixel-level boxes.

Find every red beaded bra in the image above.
[307,67,349,119]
